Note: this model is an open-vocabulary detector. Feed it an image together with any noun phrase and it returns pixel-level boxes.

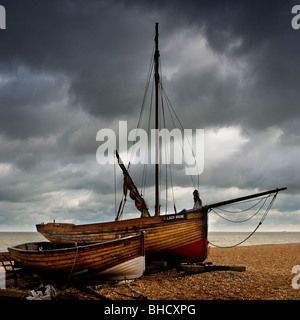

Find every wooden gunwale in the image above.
[10,245,140,267]
[9,248,140,272]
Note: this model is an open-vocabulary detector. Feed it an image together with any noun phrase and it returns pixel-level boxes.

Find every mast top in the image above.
[155,22,159,39]
[154,23,160,84]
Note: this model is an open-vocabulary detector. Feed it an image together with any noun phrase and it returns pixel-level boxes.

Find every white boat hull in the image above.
[96,256,145,280]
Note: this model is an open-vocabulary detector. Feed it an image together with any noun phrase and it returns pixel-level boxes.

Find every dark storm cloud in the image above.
[0,67,69,139]
[0,0,157,121]
[148,0,300,136]
[1,0,299,133]
[0,0,299,230]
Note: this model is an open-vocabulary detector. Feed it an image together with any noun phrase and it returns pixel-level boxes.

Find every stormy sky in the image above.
[0,0,300,232]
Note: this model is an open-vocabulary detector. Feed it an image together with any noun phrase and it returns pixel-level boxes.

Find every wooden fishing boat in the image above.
[8,233,145,280]
[35,187,286,263]
[36,24,287,263]
[36,23,210,263]
[37,209,208,263]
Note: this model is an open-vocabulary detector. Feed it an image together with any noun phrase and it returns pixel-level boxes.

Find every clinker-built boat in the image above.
[8,233,145,280]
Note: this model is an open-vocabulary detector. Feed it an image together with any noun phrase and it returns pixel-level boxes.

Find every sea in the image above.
[0,231,300,252]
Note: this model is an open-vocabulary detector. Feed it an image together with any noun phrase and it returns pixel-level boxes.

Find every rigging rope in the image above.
[209,192,278,248]
[141,77,154,198]
[116,44,155,220]
[161,92,168,213]
[214,196,268,213]
[128,43,155,171]
[118,42,202,217]
[211,195,270,223]
[64,245,79,289]
[161,84,199,190]
[114,156,117,218]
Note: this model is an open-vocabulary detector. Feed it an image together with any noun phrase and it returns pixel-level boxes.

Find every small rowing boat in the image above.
[8,233,145,281]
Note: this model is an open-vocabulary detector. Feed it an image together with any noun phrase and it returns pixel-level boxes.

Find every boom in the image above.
[204,187,287,211]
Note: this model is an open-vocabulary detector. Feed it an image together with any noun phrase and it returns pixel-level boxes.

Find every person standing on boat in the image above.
[193,190,202,209]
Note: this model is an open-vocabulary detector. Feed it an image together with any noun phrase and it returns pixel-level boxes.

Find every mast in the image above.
[154,22,160,216]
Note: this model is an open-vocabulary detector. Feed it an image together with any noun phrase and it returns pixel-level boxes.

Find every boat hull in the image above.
[36,209,209,263]
[8,234,145,280]
[97,256,145,280]
[166,239,209,262]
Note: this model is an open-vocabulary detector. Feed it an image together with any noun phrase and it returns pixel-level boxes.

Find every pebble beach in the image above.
[93,243,300,300]
[1,243,300,300]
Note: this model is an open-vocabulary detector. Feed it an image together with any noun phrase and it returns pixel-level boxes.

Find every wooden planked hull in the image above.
[8,234,145,280]
[36,209,209,262]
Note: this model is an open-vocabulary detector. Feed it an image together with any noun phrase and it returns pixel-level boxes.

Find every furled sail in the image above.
[116,150,150,218]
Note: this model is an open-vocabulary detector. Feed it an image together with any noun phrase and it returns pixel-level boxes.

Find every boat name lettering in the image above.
[165,213,187,221]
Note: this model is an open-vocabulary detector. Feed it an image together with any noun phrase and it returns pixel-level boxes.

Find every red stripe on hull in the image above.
[167,240,209,262]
